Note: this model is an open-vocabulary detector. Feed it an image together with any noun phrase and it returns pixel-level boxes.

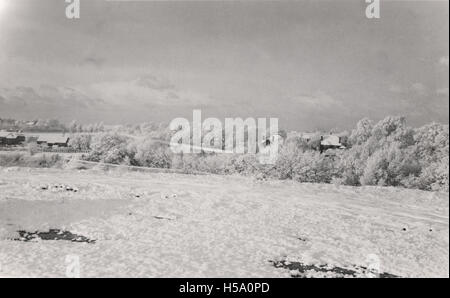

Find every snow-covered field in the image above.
[0,167,448,278]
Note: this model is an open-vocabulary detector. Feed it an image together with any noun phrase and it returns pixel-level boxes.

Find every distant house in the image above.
[0,131,8,145]
[320,135,346,152]
[26,121,37,126]
[0,131,26,145]
[37,135,70,147]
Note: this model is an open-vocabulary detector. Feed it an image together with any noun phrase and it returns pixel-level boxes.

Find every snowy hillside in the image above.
[0,167,448,277]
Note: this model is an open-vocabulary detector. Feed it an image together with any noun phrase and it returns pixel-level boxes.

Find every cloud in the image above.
[0,85,107,121]
[439,56,449,67]
[0,85,104,108]
[80,56,106,68]
[389,84,404,93]
[135,74,175,91]
[388,82,428,96]
[0,74,215,123]
[436,87,449,96]
[290,91,342,109]
[89,75,213,107]
[0,75,212,110]
[282,91,355,129]
[411,82,427,96]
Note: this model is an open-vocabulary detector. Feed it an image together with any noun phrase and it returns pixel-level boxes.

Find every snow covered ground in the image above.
[0,167,448,277]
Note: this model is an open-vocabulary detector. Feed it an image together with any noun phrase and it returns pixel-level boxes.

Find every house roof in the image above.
[6,134,18,139]
[0,131,11,138]
[0,132,23,139]
[321,135,342,146]
[37,135,69,144]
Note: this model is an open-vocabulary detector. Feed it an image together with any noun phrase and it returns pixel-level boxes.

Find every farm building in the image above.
[37,135,70,147]
[0,131,7,144]
[320,135,346,152]
[0,131,26,145]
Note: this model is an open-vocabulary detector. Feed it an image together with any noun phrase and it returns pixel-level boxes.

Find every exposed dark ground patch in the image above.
[0,198,130,229]
[12,229,95,243]
[153,216,175,220]
[270,260,400,278]
[39,184,78,192]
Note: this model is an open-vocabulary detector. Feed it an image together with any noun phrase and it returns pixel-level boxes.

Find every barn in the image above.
[320,135,346,152]
[0,131,26,145]
[37,135,70,147]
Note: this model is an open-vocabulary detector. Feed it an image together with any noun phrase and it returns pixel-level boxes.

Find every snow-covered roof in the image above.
[6,134,18,139]
[37,135,69,144]
[321,135,342,146]
[0,131,11,138]
[0,132,22,139]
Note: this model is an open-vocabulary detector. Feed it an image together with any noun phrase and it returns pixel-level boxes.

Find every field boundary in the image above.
[68,158,210,175]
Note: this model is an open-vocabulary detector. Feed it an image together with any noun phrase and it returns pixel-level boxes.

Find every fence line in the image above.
[0,147,90,154]
[0,147,28,152]
[41,148,90,154]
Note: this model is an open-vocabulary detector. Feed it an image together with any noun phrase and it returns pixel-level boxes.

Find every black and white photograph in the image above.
[0,0,448,282]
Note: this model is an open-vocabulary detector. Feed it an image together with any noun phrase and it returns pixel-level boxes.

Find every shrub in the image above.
[274,144,335,183]
[333,146,365,186]
[135,139,173,168]
[2,116,447,192]
[335,116,448,191]
[226,154,260,175]
[360,143,420,187]
[349,118,373,146]
[87,133,135,164]
[0,152,25,167]
[68,133,92,151]
[274,143,303,179]
[0,153,63,168]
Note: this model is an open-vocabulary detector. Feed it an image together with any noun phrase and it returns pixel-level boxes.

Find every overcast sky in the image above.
[0,0,448,130]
